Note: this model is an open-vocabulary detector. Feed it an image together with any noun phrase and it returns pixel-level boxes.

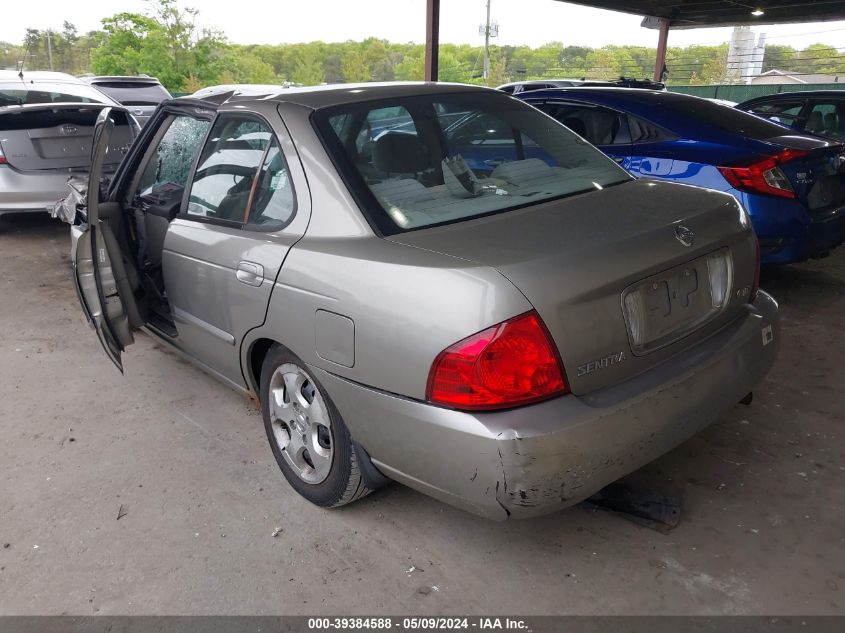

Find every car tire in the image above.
[260,344,370,508]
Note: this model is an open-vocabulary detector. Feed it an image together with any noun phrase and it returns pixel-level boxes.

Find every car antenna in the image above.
[16,35,33,78]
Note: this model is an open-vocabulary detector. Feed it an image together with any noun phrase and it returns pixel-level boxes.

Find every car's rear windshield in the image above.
[661,95,792,139]
[92,82,171,106]
[0,82,110,106]
[314,92,630,234]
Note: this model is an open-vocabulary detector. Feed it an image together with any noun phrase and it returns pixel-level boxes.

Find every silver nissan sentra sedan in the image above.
[70,82,779,519]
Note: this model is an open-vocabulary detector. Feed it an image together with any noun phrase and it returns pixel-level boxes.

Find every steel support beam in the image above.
[653,17,669,82]
[425,0,440,81]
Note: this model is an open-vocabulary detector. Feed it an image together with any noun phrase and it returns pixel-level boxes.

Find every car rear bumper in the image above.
[0,165,70,216]
[745,192,845,264]
[761,206,845,265]
[314,291,779,520]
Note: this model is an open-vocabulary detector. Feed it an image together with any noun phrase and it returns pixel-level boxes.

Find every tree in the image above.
[586,48,620,80]
[395,54,424,81]
[438,52,465,83]
[794,44,844,75]
[53,22,77,73]
[341,47,370,82]
[699,45,728,84]
[146,0,198,77]
[762,45,795,73]
[91,13,181,89]
[293,54,324,85]
[323,53,344,84]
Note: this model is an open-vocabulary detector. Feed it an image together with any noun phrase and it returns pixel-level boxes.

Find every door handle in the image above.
[236,261,264,287]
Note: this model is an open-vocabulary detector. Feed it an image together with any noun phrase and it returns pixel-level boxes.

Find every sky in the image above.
[3,0,845,50]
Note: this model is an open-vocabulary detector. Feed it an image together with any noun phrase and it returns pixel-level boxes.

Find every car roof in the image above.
[191,83,294,98]
[739,90,845,105]
[518,86,689,102]
[190,81,495,110]
[84,75,164,85]
[0,70,88,85]
[498,79,582,87]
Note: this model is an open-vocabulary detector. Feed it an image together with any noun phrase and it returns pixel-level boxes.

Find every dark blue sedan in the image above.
[516,88,845,265]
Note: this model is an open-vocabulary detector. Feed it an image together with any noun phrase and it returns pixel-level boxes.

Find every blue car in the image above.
[516,88,845,265]
[737,90,845,142]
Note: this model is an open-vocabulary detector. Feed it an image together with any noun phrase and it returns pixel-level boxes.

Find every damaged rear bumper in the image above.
[0,165,69,216]
[314,291,779,520]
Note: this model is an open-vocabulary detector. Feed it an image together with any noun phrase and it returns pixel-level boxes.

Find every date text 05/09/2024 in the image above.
[307,617,530,630]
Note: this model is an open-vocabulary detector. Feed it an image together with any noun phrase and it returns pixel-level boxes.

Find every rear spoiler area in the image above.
[1,101,119,113]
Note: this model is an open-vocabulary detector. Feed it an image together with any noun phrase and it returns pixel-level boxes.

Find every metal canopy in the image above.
[423,1,845,81]
[558,1,845,29]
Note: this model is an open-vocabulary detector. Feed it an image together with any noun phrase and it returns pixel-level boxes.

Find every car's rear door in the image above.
[622,113,684,179]
[71,108,143,371]
[161,105,310,388]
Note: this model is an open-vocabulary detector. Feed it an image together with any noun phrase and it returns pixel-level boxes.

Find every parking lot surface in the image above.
[1,213,843,615]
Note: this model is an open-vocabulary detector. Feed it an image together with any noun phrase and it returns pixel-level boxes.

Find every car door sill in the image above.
[172,306,236,345]
[140,326,250,396]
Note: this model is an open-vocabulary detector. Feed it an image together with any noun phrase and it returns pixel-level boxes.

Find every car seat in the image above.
[372,132,432,177]
[824,112,839,136]
[806,111,824,133]
[562,117,587,138]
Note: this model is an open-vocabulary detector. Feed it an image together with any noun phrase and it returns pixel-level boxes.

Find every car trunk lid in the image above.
[388,179,757,395]
[763,135,845,216]
[0,103,135,172]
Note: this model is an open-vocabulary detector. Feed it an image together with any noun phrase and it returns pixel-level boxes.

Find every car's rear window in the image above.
[315,92,630,234]
[92,82,171,106]
[0,82,109,106]
[661,95,792,139]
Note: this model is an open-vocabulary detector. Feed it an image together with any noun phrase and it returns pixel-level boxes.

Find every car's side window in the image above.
[539,103,627,146]
[804,102,845,138]
[448,111,515,146]
[133,115,210,206]
[187,114,295,228]
[627,115,676,143]
[443,109,553,170]
[246,137,297,228]
[746,101,804,128]
[357,106,418,162]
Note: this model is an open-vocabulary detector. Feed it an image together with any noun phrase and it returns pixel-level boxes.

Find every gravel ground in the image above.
[1,212,843,615]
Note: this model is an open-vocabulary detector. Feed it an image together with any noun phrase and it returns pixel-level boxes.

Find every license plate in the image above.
[623,249,732,355]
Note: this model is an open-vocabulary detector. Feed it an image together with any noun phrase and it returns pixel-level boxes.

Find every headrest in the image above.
[372,132,431,173]
[563,117,587,138]
[807,111,824,131]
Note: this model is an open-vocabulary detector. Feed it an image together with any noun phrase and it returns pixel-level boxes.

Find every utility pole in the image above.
[46,30,54,71]
[483,0,491,79]
[479,0,498,81]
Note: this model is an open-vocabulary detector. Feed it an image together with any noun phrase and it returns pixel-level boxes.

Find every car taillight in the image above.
[751,236,761,302]
[426,310,568,411]
[0,142,6,165]
[718,148,810,199]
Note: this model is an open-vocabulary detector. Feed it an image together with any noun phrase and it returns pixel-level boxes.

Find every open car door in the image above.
[72,108,145,372]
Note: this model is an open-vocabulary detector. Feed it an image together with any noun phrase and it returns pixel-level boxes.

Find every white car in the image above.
[0,71,135,217]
